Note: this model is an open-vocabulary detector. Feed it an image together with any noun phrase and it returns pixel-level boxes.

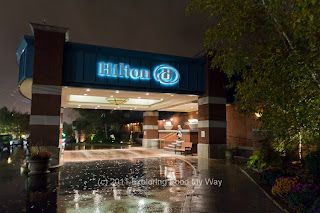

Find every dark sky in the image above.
[0,0,207,113]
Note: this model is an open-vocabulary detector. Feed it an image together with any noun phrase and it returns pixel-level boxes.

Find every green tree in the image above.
[63,122,73,138]
[73,109,142,142]
[187,0,320,148]
[0,107,29,136]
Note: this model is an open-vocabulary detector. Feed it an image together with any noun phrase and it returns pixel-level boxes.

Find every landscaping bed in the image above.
[245,149,320,213]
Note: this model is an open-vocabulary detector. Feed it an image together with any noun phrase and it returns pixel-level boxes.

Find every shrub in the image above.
[247,140,283,169]
[271,177,298,196]
[30,151,52,160]
[259,168,285,187]
[305,150,320,179]
[247,151,267,169]
[285,183,320,213]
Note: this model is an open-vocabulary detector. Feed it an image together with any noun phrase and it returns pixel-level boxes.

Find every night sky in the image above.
[0,0,207,113]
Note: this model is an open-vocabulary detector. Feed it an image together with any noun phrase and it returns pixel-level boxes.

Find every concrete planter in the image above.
[151,139,159,149]
[27,174,50,191]
[225,150,233,160]
[164,124,173,130]
[28,159,51,175]
[188,123,198,130]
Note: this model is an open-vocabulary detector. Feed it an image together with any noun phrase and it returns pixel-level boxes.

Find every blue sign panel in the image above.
[62,42,205,95]
[17,36,206,95]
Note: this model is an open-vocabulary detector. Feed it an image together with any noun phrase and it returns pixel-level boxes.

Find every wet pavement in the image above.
[64,143,141,151]
[0,147,281,213]
[63,148,176,162]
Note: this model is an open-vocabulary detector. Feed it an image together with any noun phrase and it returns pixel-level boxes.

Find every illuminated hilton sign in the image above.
[98,62,180,85]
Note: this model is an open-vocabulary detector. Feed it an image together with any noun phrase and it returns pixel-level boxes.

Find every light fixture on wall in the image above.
[188,119,198,130]
[255,112,262,118]
[106,97,128,105]
[255,109,263,118]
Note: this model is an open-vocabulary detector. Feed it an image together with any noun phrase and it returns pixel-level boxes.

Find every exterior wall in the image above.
[226,103,265,157]
[158,111,198,130]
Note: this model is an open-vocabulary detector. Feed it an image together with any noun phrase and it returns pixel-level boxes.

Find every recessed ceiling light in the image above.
[95,107,97,109]
[138,97,141,99]
[117,106,120,108]
[170,118,173,121]
[146,93,149,95]
[160,98,163,101]
[86,89,90,92]
[97,106,100,107]
[84,94,87,96]
[163,119,165,121]
[77,107,80,108]
[130,109,132,110]
[191,107,194,108]
[171,95,174,97]
[78,105,81,106]
[116,90,119,93]
[114,108,116,110]
[110,95,114,98]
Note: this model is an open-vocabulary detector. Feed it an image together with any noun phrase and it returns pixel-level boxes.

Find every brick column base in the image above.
[142,111,159,148]
[198,96,227,159]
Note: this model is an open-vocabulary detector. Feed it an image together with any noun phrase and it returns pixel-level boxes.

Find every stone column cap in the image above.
[30,23,69,41]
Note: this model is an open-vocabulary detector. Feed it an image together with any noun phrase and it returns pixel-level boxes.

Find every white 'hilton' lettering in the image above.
[99,62,151,80]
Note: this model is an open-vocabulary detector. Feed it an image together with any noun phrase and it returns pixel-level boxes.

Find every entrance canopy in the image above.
[17,36,204,111]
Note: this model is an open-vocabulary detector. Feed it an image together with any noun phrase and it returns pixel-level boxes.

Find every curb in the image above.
[178,157,198,213]
[240,168,291,213]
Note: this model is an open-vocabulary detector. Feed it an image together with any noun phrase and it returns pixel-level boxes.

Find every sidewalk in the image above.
[186,158,282,213]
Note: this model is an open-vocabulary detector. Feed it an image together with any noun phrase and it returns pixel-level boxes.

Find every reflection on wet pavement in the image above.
[0,147,282,213]
[0,147,195,213]
[64,148,175,162]
[58,158,194,213]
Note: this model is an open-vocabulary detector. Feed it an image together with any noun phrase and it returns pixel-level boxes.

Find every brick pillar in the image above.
[197,59,227,159]
[29,23,69,166]
[142,111,159,148]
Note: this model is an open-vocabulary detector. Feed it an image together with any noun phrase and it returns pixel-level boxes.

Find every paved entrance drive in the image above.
[63,148,281,212]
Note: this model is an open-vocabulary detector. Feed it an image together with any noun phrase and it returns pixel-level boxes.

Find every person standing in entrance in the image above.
[176,125,183,149]
[177,125,182,140]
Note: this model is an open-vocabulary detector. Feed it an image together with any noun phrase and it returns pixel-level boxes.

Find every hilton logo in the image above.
[154,65,180,85]
[98,62,180,85]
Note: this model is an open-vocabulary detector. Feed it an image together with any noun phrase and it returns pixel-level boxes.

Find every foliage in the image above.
[73,109,142,142]
[63,122,73,138]
[0,107,29,136]
[93,130,107,143]
[248,151,267,169]
[30,151,52,160]
[247,140,283,169]
[271,177,298,196]
[305,150,320,179]
[286,183,320,213]
[187,0,320,148]
[259,168,285,186]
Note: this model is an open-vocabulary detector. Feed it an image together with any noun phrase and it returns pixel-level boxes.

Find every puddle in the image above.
[0,148,195,213]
